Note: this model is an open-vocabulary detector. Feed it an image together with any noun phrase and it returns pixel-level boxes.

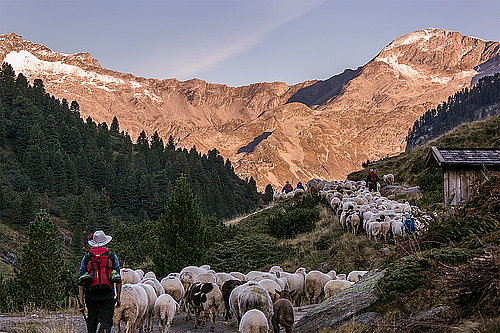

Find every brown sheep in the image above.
[272,289,294,333]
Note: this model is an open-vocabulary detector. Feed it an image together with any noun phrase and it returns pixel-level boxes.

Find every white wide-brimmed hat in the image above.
[88,230,112,247]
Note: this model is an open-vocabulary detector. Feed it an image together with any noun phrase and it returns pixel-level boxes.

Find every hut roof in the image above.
[426,146,500,167]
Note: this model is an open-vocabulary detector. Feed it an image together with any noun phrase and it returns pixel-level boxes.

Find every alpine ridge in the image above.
[1,29,499,189]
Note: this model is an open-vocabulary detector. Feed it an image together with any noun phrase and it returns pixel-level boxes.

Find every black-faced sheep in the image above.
[222,279,244,321]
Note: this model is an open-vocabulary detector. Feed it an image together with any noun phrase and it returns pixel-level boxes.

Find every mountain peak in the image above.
[0,32,23,40]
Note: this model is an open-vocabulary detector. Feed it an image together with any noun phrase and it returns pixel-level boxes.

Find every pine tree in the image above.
[15,210,66,309]
[154,174,207,275]
[0,100,6,147]
[110,116,120,133]
[70,100,80,115]
[264,184,274,204]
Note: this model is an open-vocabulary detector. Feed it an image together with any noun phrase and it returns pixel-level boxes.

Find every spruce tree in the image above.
[15,210,66,309]
[110,116,120,133]
[264,184,274,204]
[154,174,207,275]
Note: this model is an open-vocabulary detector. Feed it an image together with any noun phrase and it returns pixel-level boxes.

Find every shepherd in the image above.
[366,169,379,192]
[78,230,122,333]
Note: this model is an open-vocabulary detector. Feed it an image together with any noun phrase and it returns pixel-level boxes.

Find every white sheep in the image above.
[179,266,204,292]
[154,293,178,333]
[239,309,269,333]
[137,283,157,333]
[367,222,382,241]
[269,266,283,275]
[280,268,306,306]
[141,278,164,297]
[135,269,145,280]
[230,271,247,282]
[113,284,139,333]
[383,174,395,185]
[380,221,391,242]
[144,271,157,280]
[160,276,184,304]
[229,282,250,324]
[238,282,274,324]
[347,212,360,235]
[121,268,141,284]
[347,271,368,282]
[194,271,217,284]
[131,284,148,332]
[257,279,282,303]
[324,280,353,299]
[392,220,403,239]
[305,270,336,304]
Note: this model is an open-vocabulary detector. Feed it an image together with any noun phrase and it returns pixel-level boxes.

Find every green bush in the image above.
[266,196,321,239]
[0,275,15,312]
[425,213,498,246]
[206,234,288,273]
[423,247,471,265]
[378,255,431,298]
[268,207,319,239]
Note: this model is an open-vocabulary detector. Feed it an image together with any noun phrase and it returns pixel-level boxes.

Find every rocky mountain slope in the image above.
[1,29,499,188]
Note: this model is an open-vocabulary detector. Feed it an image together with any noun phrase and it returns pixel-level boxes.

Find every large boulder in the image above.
[294,270,384,332]
[380,185,422,200]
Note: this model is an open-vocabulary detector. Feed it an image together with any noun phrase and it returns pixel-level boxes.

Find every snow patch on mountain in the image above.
[4,50,124,85]
[376,55,421,78]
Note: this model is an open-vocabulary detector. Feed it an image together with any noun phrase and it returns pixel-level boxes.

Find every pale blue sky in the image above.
[1,0,499,86]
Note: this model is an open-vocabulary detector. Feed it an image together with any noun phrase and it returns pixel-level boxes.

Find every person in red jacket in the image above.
[366,169,379,192]
[78,230,122,333]
[282,181,293,193]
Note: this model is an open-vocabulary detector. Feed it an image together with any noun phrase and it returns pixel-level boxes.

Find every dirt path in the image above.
[0,305,314,332]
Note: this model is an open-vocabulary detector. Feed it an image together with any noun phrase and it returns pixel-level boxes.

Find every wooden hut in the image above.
[425,146,500,206]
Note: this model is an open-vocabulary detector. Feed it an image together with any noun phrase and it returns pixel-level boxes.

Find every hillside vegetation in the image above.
[406,73,500,150]
[0,62,263,275]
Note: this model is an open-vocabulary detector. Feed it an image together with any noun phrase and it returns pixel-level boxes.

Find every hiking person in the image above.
[296,181,304,190]
[282,180,293,193]
[366,169,379,192]
[402,213,416,235]
[78,230,122,333]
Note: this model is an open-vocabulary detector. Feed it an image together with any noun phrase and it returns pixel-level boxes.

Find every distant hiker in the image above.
[402,213,416,235]
[78,230,122,333]
[296,181,304,190]
[282,181,293,193]
[366,169,379,192]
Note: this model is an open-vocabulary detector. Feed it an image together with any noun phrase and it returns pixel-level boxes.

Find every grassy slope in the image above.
[348,114,500,185]
[227,114,500,330]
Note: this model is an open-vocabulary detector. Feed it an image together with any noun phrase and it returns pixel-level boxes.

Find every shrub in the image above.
[424,213,498,246]
[206,234,288,273]
[378,255,431,298]
[266,196,321,239]
[267,207,319,239]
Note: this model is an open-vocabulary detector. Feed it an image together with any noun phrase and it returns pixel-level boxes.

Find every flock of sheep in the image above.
[114,265,368,332]
[274,175,431,242]
[112,174,433,332]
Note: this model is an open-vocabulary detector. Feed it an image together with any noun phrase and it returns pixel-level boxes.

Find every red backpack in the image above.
[85,246,115,292]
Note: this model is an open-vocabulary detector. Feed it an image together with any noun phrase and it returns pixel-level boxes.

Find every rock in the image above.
[381,185,422,200]
[294,270,384,332]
